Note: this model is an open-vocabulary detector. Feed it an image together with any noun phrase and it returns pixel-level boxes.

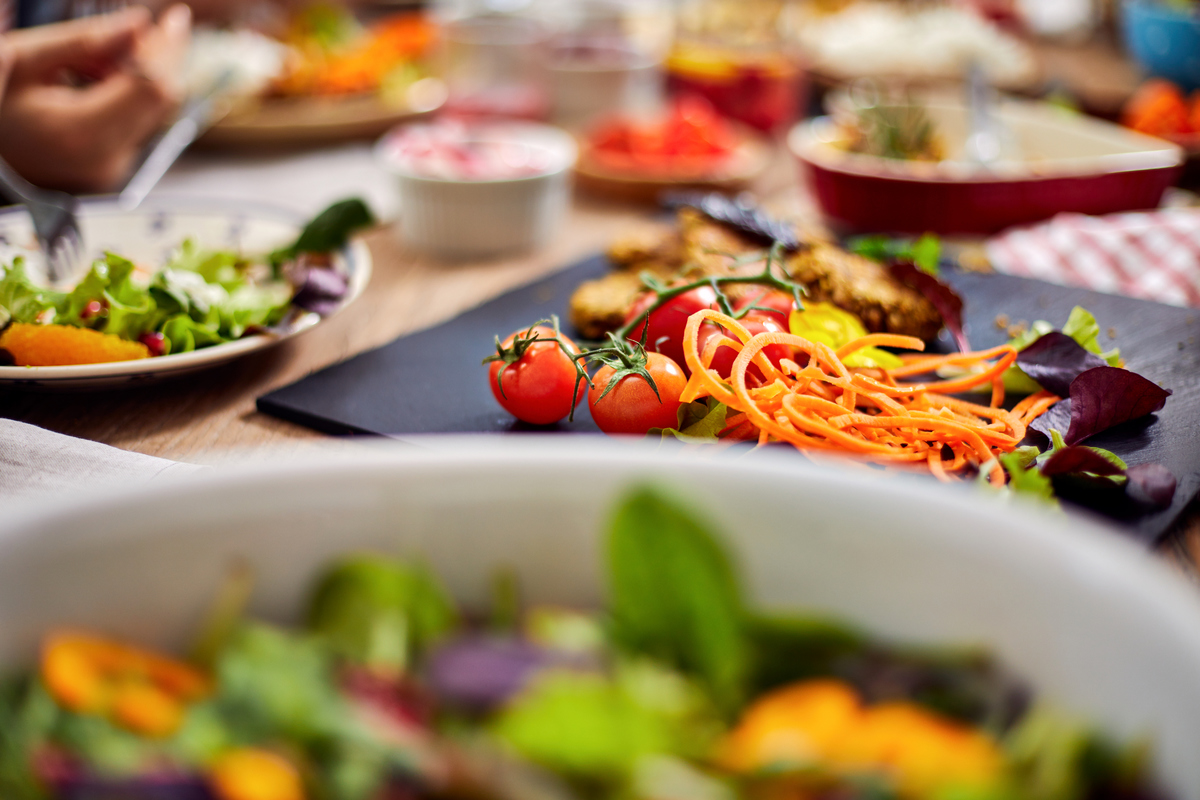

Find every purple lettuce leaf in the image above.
[889,261,968,351]
[1064,367,1172,446]
[425,635,595,710]
[1039,446,1126,478]
[1126,463,1177,510]
[1015,332,1108,398]
[292,267,349,316]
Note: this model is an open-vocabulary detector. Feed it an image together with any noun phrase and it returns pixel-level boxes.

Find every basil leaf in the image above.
[606,487,747,712]
[274,198,375,265]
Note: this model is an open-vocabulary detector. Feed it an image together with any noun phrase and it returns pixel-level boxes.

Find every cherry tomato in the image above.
[624,286,719,374]
[488,326,584,425]
[698,312,791,383]
[732,289,797,329]
[588,352,687,435]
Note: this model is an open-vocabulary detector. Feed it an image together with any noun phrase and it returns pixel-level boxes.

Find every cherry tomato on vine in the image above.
[699,311,791,383]
[624,286,718,373]
[732,289,797,329]
[487,326,584,425]
[588,351,687,435]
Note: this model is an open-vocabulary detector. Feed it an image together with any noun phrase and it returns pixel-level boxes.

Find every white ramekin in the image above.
[376,122,578,259]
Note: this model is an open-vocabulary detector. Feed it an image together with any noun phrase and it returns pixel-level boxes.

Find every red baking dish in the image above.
[788,99,1185,235]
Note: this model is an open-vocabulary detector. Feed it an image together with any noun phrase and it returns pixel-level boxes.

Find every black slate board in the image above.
[259,254,1200,544]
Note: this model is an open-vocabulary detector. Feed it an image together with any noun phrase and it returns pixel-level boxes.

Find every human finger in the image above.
[0,37,16,108]
[7,6,151,83]
[76,70,178,155]
[134,3,191,95]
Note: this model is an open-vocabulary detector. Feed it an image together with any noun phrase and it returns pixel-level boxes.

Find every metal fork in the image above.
[0,157,85,286]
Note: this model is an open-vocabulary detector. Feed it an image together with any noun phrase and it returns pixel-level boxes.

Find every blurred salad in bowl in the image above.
[0,487,1168,800]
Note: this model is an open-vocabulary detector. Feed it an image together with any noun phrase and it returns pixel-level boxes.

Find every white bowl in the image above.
[376,122,577,259]
[4,438,1200,797]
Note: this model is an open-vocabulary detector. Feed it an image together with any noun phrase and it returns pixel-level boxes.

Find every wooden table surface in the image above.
[1,144,1197,578]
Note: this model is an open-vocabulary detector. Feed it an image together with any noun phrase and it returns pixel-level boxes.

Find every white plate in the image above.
[0,197,372,389]
[3,438,1200,798]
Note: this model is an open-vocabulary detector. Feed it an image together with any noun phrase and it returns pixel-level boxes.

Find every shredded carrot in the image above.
[682,310,1058,486]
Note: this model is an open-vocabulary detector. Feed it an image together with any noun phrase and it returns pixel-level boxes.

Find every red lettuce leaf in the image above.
[1015,332,1107,398]
[1065,367,1172,445]
[1028,399,1073,445]
[1040,446,1126,478]
[889,260,968,351]
[1126,463,1177,509]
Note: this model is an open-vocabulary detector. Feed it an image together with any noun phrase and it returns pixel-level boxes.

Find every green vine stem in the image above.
[610,241,805,343]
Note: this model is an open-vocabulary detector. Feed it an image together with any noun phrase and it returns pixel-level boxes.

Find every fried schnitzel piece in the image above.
[569,266,678,340]
[572,208,943,342]
[607,223,684,270]
[786,242,943,342]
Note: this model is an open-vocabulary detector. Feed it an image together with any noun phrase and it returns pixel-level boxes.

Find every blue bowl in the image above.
[1121,0,1200,92]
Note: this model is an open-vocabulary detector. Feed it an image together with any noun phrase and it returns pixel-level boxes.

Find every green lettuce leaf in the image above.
[59,262,113,327]
[492,661,720,781]
[159,315,225,355]
[0,259,65,324]
[100,254,159,340]
[54,253,160,339]
[166,240,243,290]
[649,398,728,443]
[1005,706,1153,800]
[999,452,1057,504]
[211,623,422,798]
[1061,306,1120,366]
[850,232,941,275]
[219,282,293,338]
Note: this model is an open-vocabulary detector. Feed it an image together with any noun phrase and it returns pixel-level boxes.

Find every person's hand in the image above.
[0,5,192,194]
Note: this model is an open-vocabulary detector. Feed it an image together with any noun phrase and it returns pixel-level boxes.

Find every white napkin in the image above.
[0,420,206,504]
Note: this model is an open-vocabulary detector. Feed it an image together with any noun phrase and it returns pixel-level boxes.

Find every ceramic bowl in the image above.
[788,97,1183,235]
[4,439,1200,797]
[376,122,577,259]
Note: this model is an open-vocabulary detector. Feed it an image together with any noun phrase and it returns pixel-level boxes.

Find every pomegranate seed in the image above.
[79,300,104,320]
[138,331,166,357]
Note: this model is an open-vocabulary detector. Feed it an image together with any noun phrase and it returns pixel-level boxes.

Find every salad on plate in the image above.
[0,199,373,369]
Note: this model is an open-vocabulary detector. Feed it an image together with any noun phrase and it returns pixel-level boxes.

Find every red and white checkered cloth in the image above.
[985,209,1200,308]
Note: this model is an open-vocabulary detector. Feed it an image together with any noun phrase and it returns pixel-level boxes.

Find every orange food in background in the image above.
[1122,78,1200,138]
[0,323,151,366]
[41,631,210,737]
[273,13,435,97]
[587,95,739,175]
[210,749,306,800]
[718,678,1003,796]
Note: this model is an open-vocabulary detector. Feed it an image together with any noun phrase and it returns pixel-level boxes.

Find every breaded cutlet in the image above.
[569,263,678,340]
[786,242,943,342]
[572,209,942,342]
